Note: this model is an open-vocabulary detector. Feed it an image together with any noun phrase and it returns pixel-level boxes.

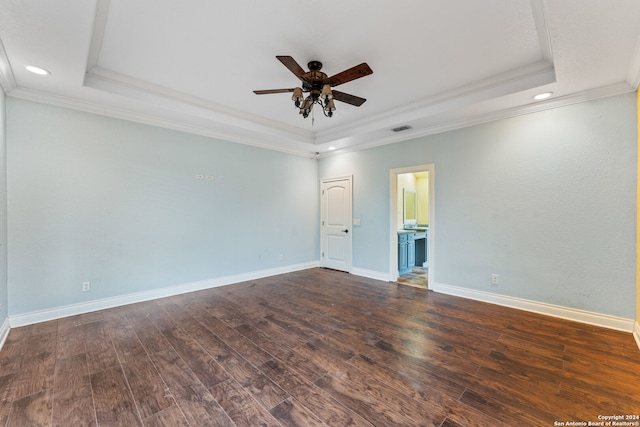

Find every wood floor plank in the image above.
[123,306,172,355]
[143,405,190,427]
[346,351,507,427]
[234,322,299,358]
[252,293,344,334]
[160,325,230,388]
[270,397,327,427]
[192,313,273,367]
[326,328,467,399]
[119,347,175,419]
[108,322,147,362]
[12,349,56,400]
[276,349,328,383]
[459,387,552,426]
[210,378,282,426]
[27,320,59,337]
[52,383,96,427]
[7,389,53,427]
[259,359,374,427]
[85,335,119,375]
[90,366,143,427]
[24,331,57,358]
[315,369,446,427]
[55,324,87,359]
[0,373,16,426]
[293,331,450,426]
[53,353,89,392]
[148,349,235,427]
[202,296,256,328]
[170,315,291,409]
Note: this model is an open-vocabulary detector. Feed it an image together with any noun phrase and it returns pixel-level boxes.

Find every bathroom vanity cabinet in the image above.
[398,229,428,275]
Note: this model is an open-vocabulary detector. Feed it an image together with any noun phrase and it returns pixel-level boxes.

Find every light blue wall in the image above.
[319,93,637,319]
[7,98,319,316]
[5,94,637,320]
[0,91,7,324]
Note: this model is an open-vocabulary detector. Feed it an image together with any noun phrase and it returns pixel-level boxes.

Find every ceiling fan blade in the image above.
[276,56,309,82]
[332,90,367,106]
[327,63,373,87]
[253,89,295,95]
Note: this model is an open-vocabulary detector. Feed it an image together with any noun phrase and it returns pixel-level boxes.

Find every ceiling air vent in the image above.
[391,125,412,132]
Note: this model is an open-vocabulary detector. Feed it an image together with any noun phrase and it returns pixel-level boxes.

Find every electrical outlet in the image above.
[491,274,500,285]
[279,254,284,261]
[82,281,91,292]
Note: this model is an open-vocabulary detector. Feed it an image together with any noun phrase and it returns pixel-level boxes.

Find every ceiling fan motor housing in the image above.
[304,69,328,100]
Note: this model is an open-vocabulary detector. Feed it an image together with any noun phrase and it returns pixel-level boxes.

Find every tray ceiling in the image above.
[1,0,639,156]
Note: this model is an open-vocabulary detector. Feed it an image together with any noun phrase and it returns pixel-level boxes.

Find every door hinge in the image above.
[322,252,324,257]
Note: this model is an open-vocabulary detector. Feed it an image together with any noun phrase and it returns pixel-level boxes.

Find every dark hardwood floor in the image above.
[0,268,638,426]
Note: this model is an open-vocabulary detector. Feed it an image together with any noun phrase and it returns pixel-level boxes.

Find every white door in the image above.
[321,176,352,272]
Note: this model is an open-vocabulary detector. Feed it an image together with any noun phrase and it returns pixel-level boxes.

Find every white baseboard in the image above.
[0,317,10,351]
[634,321,640,351]
[430,282,635,332]
[9,261,319,328]
[351,267,391,282]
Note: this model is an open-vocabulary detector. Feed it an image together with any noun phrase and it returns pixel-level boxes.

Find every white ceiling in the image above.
[1,0,639,157]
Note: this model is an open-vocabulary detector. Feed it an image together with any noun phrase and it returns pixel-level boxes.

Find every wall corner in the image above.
[636,89,640,351]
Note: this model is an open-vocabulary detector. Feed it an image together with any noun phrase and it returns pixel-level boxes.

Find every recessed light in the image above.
[533,92,553,101]
[25,65,50,75]
[328,146,336,150]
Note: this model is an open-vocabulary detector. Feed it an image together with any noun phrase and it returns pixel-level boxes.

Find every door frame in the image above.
[320,175,353,272]
[389,164,435,283]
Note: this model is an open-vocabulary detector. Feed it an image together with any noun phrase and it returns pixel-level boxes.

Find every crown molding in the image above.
[9,77,633,161]
[85,66,314,142]
[86,0,111,71]
[0,38,16,93]
[9,80,633,161]
[626,35,640,89]
[315,59,556,145]
[85,58,558,152]
[318,81,635,159]
[530,0,554,63]
[8,87,316,158]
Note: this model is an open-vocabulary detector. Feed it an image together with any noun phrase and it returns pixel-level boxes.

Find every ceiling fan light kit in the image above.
[254,56,373,119]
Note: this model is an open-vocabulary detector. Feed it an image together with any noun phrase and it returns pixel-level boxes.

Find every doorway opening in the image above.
[389,164,434,289]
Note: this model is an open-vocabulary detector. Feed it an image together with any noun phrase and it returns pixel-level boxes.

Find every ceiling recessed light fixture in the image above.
[25,65,50,75]
[533,91,553,101]
[328,146,336,150]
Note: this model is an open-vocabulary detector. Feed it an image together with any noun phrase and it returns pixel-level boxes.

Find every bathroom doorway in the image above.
[389,164,434,289]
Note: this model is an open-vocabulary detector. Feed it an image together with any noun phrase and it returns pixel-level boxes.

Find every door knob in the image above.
[342,229,349,233]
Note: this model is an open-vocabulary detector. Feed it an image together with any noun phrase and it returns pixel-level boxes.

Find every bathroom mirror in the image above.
[403,189,417,226]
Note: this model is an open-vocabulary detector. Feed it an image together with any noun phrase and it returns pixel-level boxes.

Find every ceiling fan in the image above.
[254,56,373,119]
